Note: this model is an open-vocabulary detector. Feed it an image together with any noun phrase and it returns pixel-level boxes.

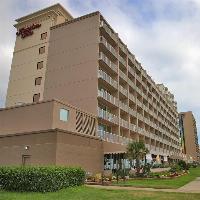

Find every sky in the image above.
[0,0,200,142]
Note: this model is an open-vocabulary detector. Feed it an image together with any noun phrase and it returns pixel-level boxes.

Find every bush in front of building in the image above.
[0,166,85,192]
[178,160,189,170]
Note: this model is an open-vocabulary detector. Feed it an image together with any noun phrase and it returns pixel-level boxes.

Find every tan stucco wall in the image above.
[0,131,57,166]
[43,14,100,115]
[0,129,104,173]
[0,101,54,136]
[56,130,104,173]
[0,99,97,137]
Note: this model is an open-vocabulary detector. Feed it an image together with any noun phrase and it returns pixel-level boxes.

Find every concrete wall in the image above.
[0,131,57,166]
[0,99,97,136]
[44,13,100,115]
[0,129,104,173]
[56,130,103,173]
[0,101,54,136]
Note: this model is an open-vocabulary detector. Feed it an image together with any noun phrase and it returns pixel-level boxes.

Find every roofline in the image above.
[0,98,96,118]
[50,11,100,30]
[15,3,73,22]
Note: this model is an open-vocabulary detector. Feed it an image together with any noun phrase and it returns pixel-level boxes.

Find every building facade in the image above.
[179,111,199,162]
[0,3,181,172]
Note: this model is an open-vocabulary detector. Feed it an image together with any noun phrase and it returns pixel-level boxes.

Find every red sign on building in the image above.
[16,24,41,39]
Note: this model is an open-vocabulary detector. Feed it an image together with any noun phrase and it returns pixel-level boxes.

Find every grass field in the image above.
[113,167,200,189]
[0,186,200,200]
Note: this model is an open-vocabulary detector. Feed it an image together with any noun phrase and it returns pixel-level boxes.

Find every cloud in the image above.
[0,0,199,143]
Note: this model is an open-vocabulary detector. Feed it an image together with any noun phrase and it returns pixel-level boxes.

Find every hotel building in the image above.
[179,111,199,162]
[0,4,181,172]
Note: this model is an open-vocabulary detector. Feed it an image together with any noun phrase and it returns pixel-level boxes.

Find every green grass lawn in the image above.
[113,167,200,189]
[0,186,200,200]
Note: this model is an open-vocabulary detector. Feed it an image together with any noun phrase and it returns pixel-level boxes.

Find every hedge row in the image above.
[0,166,85,192]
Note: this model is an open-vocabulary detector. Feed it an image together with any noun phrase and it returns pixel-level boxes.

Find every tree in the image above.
[126,141,149,175]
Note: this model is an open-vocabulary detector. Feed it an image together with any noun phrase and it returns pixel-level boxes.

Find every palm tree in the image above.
[127,141,149,175]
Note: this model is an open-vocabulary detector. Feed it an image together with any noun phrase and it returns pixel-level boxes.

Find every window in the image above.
[59,109,69,122]
[35,77,42,85]
[39,46,45,54]
[33,93,40,103]
[37,61,43,69]
[41,32,47,40]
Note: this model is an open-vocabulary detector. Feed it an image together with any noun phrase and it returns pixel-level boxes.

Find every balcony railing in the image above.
[119,55,126,67]
[98,89,118,106]
[98,70,117,89]
[98,107,118,124]
[145,144,150,150]
[100,21,118,43]
[128,65,135,76]
[119,69,127,81]
[129,108,137,117]
[119,42,127,54]
[97,130,132,145]
[100,36,117,57]
[130,123,136,132]
[119,85,128,97]
[119,101,129,113]
[99,52,118,73]
[129,93,136,103]
[137,113,143,121]
[128,79,137,91]
[136,99,143,108]
[120,118,129,129]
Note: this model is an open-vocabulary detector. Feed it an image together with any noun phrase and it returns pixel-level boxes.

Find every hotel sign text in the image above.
[16,24,41,39]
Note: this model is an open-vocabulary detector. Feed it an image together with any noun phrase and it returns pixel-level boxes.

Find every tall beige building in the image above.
[6,4,73,107]
[179,111,199,162]
[0,4,181,171]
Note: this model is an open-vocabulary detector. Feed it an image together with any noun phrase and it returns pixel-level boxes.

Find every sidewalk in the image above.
[87,177,200,193]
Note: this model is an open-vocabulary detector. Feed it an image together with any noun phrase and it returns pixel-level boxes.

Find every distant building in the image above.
[179,111,199,162]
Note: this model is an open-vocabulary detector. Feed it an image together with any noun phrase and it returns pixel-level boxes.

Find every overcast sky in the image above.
[0,0,199,142]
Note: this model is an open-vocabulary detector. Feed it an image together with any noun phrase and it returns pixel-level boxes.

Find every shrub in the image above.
[178,160,189,170]
[0,166,85,192]
[169,164,181,173]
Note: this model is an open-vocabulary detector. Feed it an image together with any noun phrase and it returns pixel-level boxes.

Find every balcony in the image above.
[99,36,117,58]
[137,113,143,121]
[129,108,137,117]
[136,99,143,108]
[120,118,129,129]
[119,101,129,113]
[98,107,118,124]
[145,144,150,150]
[128,78,137,91]
[119,85,128,97]
[128,65,135,76]
[119,55,126,67]
[119,69,127,82]
[97,130,132,145]
[129,93,136,103]
[98,89,118,106]
[98,70,117,89]
[155,135,163,142]
[100,21,118,43]
[119,42,127,54]
[135,73,142,82]
[137,127,149,137]
[130,123,136,132]
[99,52,118,73]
